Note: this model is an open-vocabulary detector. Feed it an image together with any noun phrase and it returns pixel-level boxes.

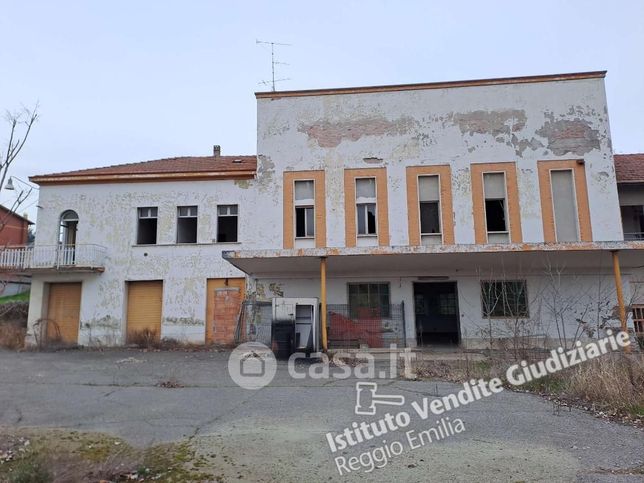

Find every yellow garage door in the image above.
[47,283,82,344]
[126,281,163,343]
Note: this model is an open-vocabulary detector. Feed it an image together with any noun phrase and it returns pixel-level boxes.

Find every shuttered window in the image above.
[550,170,579,242]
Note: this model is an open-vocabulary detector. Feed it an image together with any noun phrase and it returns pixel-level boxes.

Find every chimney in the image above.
[213,145,221,157]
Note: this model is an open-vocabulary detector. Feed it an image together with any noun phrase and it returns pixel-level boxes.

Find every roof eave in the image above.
[30,170,257,186]
[255,71,607,99]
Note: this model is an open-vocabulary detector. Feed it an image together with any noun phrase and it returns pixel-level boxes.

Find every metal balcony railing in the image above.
[0,244,107,271]
[624,232,644,241]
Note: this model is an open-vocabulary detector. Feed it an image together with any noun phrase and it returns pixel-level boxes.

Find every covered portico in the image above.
[223,242,644,350]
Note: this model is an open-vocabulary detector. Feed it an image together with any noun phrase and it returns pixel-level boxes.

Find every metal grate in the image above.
[235,301,272,346]
[235,301,407,349]
[327,303,406,349]
[633,306,644,327]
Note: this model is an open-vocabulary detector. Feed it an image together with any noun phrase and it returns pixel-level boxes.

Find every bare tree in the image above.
[0,104,39,302]
[0,104,39,232]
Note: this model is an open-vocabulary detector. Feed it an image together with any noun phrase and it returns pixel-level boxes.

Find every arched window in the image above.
[59,210,79,247]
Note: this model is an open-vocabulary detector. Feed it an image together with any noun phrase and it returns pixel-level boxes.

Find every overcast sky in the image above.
[1,0,643,220]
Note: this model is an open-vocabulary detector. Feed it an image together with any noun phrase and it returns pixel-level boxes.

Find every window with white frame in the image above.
[137,207,158,245]
[176,206,198,243]
[217,205,238,242]
[294,180,315,238]
[418,175,441,242]
[483,172,509,243]
[356,178,377,236]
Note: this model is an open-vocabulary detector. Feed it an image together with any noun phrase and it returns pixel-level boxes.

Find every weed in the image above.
[0,322,26,350]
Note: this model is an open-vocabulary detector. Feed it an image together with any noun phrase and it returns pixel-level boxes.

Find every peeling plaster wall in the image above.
[257,78,622,246]
[27,179,265,345]
[26,77,627,348]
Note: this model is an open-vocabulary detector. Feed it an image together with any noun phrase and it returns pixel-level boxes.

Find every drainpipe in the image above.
[320,256,328,352]
[611,250,631,353]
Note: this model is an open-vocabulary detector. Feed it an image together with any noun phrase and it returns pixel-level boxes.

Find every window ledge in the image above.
[357,234,378,238]
[483,315,530,320]
[132,242,241,247]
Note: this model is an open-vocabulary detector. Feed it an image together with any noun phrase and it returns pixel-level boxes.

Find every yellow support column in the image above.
[320,256,328,352]
[611,250,631,353]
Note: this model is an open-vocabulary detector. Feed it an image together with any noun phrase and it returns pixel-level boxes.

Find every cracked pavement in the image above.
[0,349,642,482]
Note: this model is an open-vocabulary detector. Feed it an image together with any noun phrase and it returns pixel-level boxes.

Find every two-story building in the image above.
[10,70,644,349]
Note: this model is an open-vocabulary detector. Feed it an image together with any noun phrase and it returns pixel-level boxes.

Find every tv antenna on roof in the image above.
[256,39,291,91]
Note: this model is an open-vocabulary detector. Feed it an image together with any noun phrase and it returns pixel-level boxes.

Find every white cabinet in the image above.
[272,298,319,352]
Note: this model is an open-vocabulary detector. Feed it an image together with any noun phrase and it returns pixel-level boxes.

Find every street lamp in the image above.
[4,176,38,192]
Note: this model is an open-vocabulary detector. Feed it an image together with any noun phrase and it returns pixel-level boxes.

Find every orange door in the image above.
[206,278,245,344]
[126,281,163,343]
[46,283,82,344]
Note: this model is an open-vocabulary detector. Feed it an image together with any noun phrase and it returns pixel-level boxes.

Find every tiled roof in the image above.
[30,155,257,185]
[614,153,644,183]
[0,205,34,224]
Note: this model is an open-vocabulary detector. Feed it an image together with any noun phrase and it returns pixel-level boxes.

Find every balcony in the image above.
[0,244,107,273]
[624,232,644,241]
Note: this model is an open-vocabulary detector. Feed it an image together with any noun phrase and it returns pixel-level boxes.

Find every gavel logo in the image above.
[354,382,406,416]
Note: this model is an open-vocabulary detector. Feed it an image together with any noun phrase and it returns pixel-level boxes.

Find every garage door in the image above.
[126,281,163,343]
[47,282,82,344]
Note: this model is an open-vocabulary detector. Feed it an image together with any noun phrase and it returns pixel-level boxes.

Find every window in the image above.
[348,283,390,318]
[481,280,528,318]
[418,175,441,240]
[217,205,238,242]
[483,172,508,242]
[356,178,377,236]
[621,205,644,240]
[176,206,198,243]
[137,207,158,245]
[633,305,644,337]
[550,169,579,242]
[294,180,315,238]
[59,210,79,247]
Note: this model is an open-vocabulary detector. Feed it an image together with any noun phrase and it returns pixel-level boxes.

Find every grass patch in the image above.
[0,292,29,304]
[0,428,215,482]
[413,351,644,422]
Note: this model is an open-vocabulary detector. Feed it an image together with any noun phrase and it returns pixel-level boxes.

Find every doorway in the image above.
[413,282,460,346]
[46,282,82,344]
[59,210,78,265]
[126,281,163,344]
[205,278,246,344]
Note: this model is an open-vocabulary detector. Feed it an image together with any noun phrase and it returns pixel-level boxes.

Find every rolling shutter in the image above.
[126,281,163,342]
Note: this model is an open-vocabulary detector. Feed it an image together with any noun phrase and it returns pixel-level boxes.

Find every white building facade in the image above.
[11,71,644,349]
